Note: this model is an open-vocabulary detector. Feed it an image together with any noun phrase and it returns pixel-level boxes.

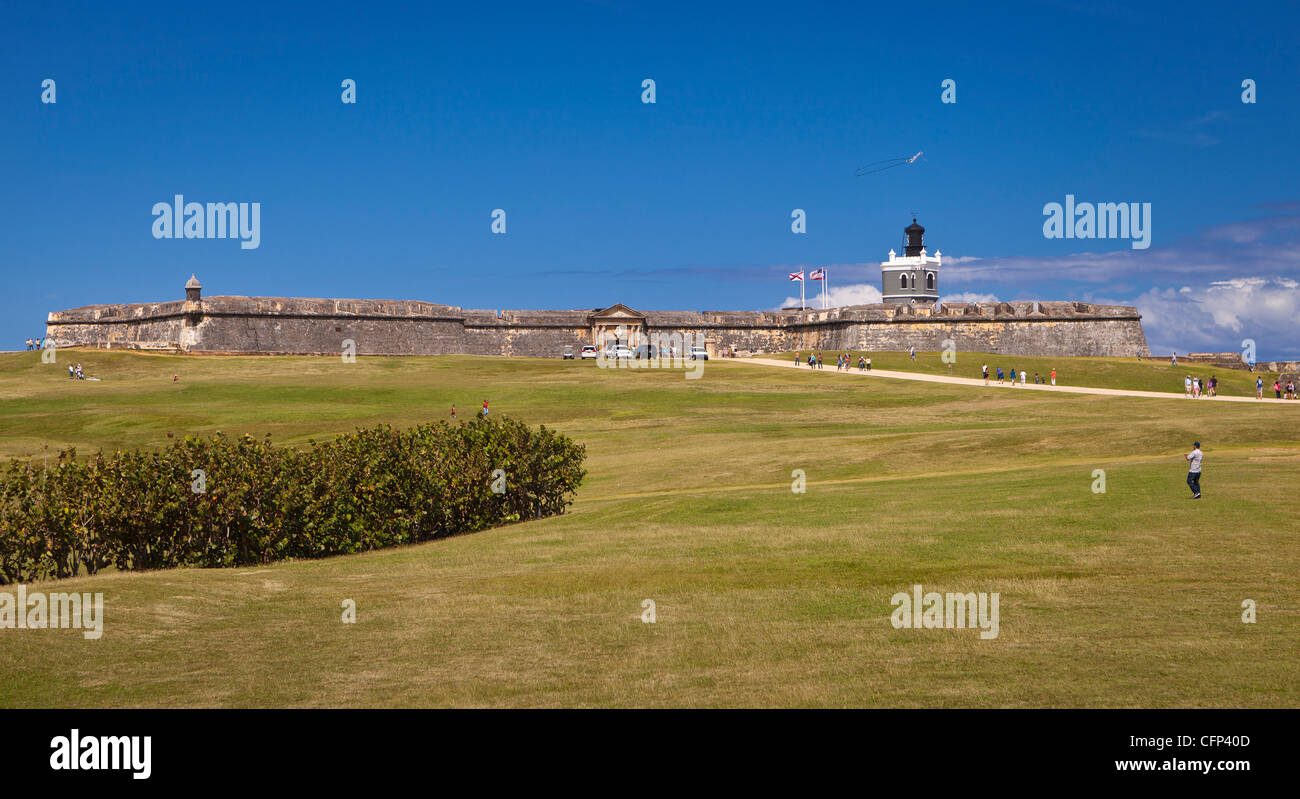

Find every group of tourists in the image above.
[67,363,86,380]
[837,353,871,372]
[982,364,1057,387]
[1183,375,1219,398]
[24,337,45,351]
[794,353,874,372]
[1257,376,1297,399]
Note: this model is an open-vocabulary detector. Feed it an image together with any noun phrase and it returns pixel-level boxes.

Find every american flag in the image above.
[809,269,826,280]
[788,271,804,281]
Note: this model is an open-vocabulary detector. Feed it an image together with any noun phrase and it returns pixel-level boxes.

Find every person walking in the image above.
[450,404,457,419]
[1274,379,1282,399]
[1184,375,1192,397]
[982,364,989,385]
[1020,369,1027,386]
[481,399,489,417]
[996,366,1004,385]
[1184,442,1203,499]
[866,357,871,371]
[794,351,801,366]
[858,355,866,371]
[909,346,916,361]
[1256,376,1264,399]
[1050,368,1056,386]
[1287,379,1296,400]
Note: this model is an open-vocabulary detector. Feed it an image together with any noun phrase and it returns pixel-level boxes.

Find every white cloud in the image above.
[941,291,998,304]
[1135,277,1300,358]
[781,282,881,309]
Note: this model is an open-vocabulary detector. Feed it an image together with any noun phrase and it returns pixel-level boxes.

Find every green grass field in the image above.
[1,348,1297,707]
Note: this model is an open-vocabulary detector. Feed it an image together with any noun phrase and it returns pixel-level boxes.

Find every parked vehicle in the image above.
[613,345,633,359]
[633,344,659,359]
[580,345,598,360]
[562,346,575,359]
[689,346,709,361]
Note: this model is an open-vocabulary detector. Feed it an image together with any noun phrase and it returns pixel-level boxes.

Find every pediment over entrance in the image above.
[589,304,647,348]
[589,303,647,321]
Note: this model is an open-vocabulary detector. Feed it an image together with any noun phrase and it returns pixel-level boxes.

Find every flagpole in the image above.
[823,270,828,310]
[801,274,806,309]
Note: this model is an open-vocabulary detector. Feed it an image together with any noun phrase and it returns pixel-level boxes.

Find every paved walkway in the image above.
[736,358,1298,405]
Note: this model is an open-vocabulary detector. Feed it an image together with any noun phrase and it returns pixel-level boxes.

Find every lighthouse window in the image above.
[926,273,935,290]
[899,274,908,289]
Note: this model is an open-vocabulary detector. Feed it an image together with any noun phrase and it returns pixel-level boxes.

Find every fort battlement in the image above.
[45,277,1150,359]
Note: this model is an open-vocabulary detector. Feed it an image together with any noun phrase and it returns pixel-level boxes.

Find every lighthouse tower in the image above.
[881,219,940,304]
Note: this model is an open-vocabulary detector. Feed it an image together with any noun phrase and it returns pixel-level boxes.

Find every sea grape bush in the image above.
[0,417,585,584]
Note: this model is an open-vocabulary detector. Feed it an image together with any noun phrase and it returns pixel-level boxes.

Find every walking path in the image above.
[736,358,1299,405]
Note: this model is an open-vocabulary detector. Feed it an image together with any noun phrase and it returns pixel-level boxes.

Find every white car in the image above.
[689,346,709,361]
[613,345,633,359]
[580,345,598,360]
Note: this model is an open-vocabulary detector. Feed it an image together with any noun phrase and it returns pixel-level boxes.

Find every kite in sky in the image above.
[854,151,923,177]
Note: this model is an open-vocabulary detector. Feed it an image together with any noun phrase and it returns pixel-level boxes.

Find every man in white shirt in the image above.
[1185,442,1202,499]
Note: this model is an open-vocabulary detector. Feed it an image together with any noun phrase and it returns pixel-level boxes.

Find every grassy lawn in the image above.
[1,349,1297,707]
[766,349,1281,396]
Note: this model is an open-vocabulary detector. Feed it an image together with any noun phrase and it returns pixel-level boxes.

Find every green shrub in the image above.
[0,417,585,584]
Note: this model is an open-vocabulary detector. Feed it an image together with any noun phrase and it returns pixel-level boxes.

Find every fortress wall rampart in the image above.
[45,317,185,350]
[190,313,467,355]
[646,324,795,354]
[809,318,1149,357]
[463,323,593,357]
[44,297,1150,358]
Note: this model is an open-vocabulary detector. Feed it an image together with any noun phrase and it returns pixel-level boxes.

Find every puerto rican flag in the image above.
[809,269,826,280]
[788,270,804,282]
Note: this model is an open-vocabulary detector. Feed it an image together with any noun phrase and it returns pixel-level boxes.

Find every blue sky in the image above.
[4,0,1298,358]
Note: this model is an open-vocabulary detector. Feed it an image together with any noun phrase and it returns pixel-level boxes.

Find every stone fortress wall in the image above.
[45,280,1151,359]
